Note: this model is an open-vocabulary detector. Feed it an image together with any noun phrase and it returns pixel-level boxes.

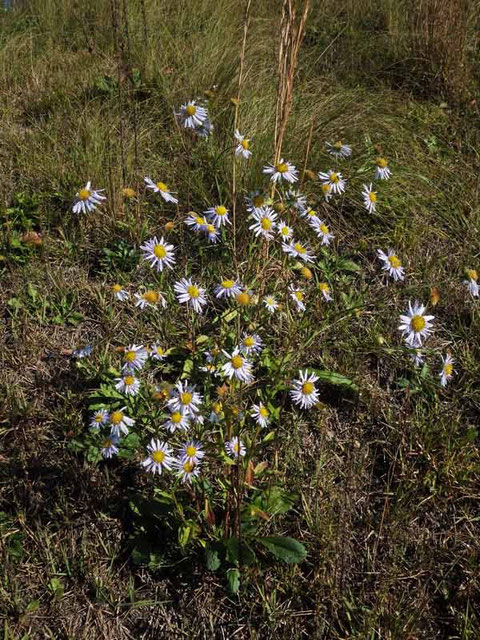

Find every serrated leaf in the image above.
[311,369,358,391]
[258,536,307,563]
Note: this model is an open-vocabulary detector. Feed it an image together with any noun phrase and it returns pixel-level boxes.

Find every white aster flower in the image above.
[178,100,208,129]
[410,349,424,366]
[141,439,174,475]
[234,130,252,159]
[319,282,333,302]
[303,208,321,227]
[112,284,129,301]
[318,170,346,195]
[174,278,207,313]
[150,345,167,361]
[204,223,221,244]
[196,116,213,138]
[245,191,268,214]
[163,410,190,433]
[375,157,392,180]
[115,373,140,396]
[173,457,202,483]
[286,190,307,212]
[215,278,242,299]
[251,403,270,428]
[143,177,178,203]
[180,440,205,465]
[277,220,293,240]
[123,344,148,372]
[109,407,135,437]
[205,205,230,228]
[326,140,352,159]
[439,354,455,387]
[140,236,176,272]
[398,301,435,347]
[313,220,335,245]
[240,332,263,356]
[72,181,106,214]
[377,249,405,281]
[464,269,479,297]
[134,290,167,310]
[168,380,203,417]
[290,370,319,409]
[264,295,279,314]
[263,159,298,184]
[282,240,315,263]
[101,435,119,459]
[185,212,208,231]
[289,285,306,312]
[362,183,378,213]
[321,183,333,202]
[249,206,277,240]
[222,348,254,383]
[225,436,246,459]
[72,345,92,359]
[90,409,109,429]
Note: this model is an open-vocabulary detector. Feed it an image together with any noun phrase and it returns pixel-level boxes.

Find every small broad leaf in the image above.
[226,568,240,594]
[206,548,221,571]
[311,369,358,391]
[258,536,307,564]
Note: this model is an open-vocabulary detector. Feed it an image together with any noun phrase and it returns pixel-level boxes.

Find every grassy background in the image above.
[1,0,480,637]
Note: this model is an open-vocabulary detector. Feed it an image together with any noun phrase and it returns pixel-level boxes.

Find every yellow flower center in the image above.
[171,412,182,424]
[301,266,312,279]
[212,402,222,414]
[152,450,165,463]
[156,347,164,356]
[466,269,478,280]
[444,363,453,375]
[241,139,249,150]
[333,141,343,149]
[186,445,197,457]
[243,336,254,347]
[207,224,216,233]
[185,104,196,116]
[320,224,329,234]
[231,355,244,369]
[124,376,135,386]
[125,350,136,363]
[322,184,331,194]
[110,411,123,425]
[187,285,200,298]
[196,216,206,225]
[78,188,91,201]
[307,210,317,217]
[294,291,303,301]
[319,283,330,293]
[94,414,103,423]
[302,382,314,395]
[102,438,112,448]
[143,290,159,304]
[294,243,306,254]
[180,392,193,405]
[183,461,194,472]
[275,162,288,173]
[236,292,250,306]
[259,406,269,417]
[252,195,264,208]
[369,192,377,203]
[113,284,122,293]
[222,279,234,289]
[281,226,290,236]
[388,255,401,268]
[411,315,426,332]
[233,442,240,452]
[153,244,167,259]
[377,157,388,168]
[156,182,168,192]
[267,297,274,305]
[215,206,227,216]
[261,217,272,230]
[329,172,339,183]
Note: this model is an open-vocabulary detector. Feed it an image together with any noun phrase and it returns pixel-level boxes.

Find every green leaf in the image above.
[49,577,64,599]
[337,258,361,273]
[226,568,240,594]
[205,548,221,571]
[311,369,358,391]
[25,599,40,613]
[258,536,307,564]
